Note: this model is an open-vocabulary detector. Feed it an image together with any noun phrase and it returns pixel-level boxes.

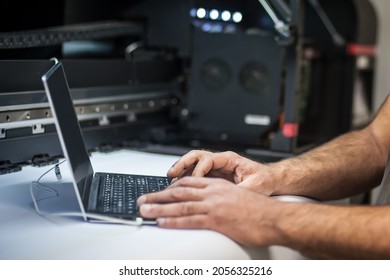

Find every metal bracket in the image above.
[32,124,45,134]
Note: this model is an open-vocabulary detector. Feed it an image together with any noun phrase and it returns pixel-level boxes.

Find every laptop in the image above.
[41,58,171,224]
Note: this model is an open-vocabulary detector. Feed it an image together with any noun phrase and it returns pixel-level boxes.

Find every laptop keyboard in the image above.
[97,174,171,215]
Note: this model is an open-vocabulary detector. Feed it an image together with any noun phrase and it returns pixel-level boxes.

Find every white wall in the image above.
[369,0,390,109]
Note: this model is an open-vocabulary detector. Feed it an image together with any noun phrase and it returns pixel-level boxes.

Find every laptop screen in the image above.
[42,60,94,205]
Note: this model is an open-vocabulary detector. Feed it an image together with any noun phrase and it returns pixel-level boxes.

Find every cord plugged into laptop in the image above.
[54,164,62,180]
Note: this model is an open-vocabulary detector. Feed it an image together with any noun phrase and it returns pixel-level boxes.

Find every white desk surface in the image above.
[0,149,302,260]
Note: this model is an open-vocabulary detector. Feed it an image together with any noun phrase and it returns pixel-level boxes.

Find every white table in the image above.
[0,149,302,260]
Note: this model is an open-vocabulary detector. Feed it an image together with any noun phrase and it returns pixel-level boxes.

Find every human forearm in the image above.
[267,128,387,200]
[274,202,390,259]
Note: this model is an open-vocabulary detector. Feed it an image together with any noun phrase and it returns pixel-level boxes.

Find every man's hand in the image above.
[167,150,275,195]
[137,176,284,247]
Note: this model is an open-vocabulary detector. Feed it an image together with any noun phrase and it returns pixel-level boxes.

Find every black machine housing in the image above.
[0,0,378,174]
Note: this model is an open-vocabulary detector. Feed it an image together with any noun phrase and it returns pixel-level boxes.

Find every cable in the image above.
[35,159,66,182]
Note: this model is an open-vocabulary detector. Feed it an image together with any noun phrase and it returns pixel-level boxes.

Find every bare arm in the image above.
[268,128,386,200]
[274,201,390,259]
[267,95,390,200]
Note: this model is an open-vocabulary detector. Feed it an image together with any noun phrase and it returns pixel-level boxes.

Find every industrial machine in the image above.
[0,0,377,174]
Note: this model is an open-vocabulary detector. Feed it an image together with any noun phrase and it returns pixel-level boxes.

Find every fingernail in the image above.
[167,166,174,174]
[157,218,165,226]
[140,204,152,213]
[137,195,146,205]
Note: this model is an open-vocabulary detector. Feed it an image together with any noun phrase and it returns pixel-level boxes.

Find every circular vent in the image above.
[200,58,232,91]
[240,61,270,95]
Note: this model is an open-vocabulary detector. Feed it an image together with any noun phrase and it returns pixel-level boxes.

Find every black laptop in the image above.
[41,58,171,224]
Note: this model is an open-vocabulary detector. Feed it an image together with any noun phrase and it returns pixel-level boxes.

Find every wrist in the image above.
[268,200,305,248]
[259,161,286,195]
[256,199,299,247]
[265,159,298,196]
[240,162,278,195]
